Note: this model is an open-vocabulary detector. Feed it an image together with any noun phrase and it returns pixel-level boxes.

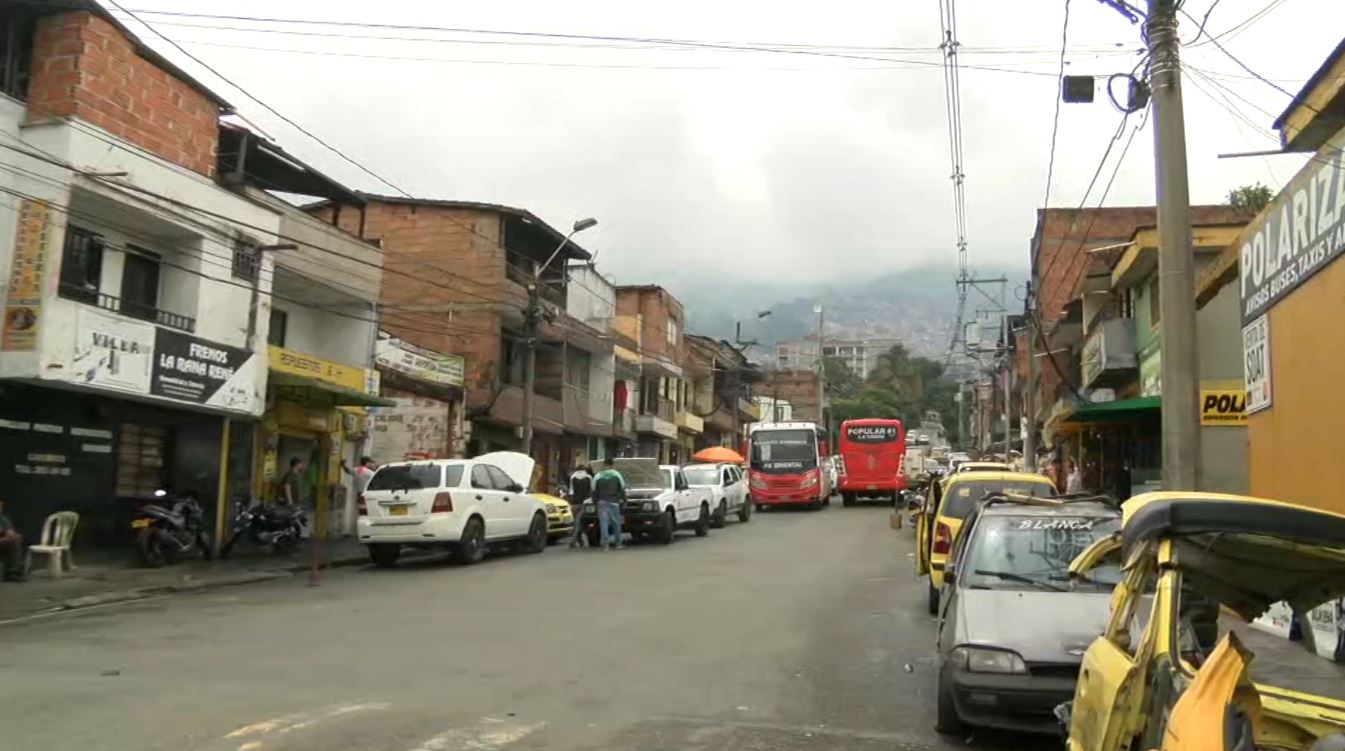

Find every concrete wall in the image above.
[566,264,615,326]
[1196,282,1247,494]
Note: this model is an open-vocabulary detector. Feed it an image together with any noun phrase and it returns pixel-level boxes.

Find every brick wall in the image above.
[757,370,822,423]
[319,200,509,408]
[27,11,220,176]
[616,286,685,362]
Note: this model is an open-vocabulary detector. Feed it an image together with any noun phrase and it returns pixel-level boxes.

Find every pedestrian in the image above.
[1046,456,1065,494]
[591,457,626,550]
[279,457,305,505]
[341,455,378,493]
[1065,459,1084,495]
[568,464,593,549]
[1112,460,1132,502]
[0,499,26,582]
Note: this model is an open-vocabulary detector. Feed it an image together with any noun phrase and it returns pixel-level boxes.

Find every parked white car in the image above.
[357,451,549,567]
[578,459,714,544]
[682,462,751,527]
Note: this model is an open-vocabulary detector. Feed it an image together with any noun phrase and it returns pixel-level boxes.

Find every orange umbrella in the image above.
[692,446,745,464]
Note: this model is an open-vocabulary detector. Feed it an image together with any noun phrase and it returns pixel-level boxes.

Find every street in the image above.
[0,506,1040,751]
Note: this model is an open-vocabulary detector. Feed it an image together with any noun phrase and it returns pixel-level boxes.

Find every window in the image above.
[1120,287,1135,319]
[667,317,679,345]
[58,226,104,304]
[485,465,517,491]
[1148,275,1161,327]
[0,7,36,101]
[232,238,259,282]
[119,249,160,322]
[471,465,493,489]
[268,308,288,347]
[367,463,446,491]
[115,424,167,497]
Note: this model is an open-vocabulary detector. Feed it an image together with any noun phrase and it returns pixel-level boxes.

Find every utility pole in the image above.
[813,304,826,430]
[520,218,597,455]
[1147,0,1200,490]
[1001,314,1012,458]
[1023,294,1038,472]
[956,382,967,450]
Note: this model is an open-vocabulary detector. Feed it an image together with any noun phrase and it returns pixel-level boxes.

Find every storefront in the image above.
[370,334,466,464]
[261,345,392,539]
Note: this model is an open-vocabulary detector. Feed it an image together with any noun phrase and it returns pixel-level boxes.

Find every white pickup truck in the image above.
[579,458,713,544]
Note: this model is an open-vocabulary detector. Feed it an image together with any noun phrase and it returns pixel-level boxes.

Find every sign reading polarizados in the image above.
[1239,137,1345,323]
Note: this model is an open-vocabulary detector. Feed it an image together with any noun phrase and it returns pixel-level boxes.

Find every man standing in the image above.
[1065,459,1084,495]
[0,500,26,582]
[568,464,593,549]
[591,458,626,551]
[279,457,305,505]
[341,456,378,493]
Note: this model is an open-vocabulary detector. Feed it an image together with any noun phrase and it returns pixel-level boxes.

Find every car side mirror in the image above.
[509,483,523,493]
[944,565,957,585]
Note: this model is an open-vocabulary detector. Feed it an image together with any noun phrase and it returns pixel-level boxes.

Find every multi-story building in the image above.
[685,334,762,452]
[0,2,387,546]
[316,196,610,489]
[774,337,900,380]
[615,285,690,463]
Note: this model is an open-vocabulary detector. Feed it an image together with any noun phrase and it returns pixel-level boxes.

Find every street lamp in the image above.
[521,217,598,455]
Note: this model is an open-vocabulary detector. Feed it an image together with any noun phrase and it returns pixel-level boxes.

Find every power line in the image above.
[1041,0,1072,214]
[1177,6,1295,99]
[1189,0,1292,48]
[1182,0,1224,45]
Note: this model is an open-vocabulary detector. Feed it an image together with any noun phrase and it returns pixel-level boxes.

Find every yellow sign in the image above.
[2,199,53,351]
[268,345,373,394]
[1200,388,1247,426]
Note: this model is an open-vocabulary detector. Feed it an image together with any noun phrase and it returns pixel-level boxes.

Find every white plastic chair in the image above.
[29,511,79,579]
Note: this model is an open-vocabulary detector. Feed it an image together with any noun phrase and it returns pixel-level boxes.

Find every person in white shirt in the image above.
[341,456,378,493]
[1065,459,1084,495]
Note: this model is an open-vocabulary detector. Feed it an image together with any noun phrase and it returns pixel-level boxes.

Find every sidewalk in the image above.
[0,538,383,624]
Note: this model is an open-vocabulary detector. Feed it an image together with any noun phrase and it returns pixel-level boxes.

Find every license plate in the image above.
[130,519,151,528]
[389,505,410,516]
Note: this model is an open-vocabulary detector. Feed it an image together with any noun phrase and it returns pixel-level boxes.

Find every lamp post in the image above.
[521,217,598,455]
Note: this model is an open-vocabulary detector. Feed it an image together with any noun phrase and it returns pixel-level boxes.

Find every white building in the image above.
[774,337,902,380]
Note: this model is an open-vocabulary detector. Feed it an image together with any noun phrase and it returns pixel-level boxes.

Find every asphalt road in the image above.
[0,503,1051,751]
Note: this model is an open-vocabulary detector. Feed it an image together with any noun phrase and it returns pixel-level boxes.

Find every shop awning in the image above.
[1063,395,1161,423]
[270,371,397,407]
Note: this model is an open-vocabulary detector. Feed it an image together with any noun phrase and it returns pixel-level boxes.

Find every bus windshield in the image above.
[751,429,818,473]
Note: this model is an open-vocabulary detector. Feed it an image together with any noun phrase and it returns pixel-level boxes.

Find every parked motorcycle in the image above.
[219,499,307,558]
[131,489,212,568]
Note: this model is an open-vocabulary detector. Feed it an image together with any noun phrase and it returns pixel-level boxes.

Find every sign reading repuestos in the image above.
[1239,137,1345,323]
[151,329,255,409]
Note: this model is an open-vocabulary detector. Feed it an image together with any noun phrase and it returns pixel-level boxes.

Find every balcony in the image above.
[675,411,703,434]
[1081,317,1138,388]
[635,399,677,439]
[58,282,195,333]
[563,384,611,436]
[707,405,735,433]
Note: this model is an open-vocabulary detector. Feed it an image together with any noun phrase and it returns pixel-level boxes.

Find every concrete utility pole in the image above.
[1147,0,1200,490]
[813,304,826,429]
[1001,314,1012,458]
[956,382,967,450]
[1023,294,1038,472]
[520,217,597,455]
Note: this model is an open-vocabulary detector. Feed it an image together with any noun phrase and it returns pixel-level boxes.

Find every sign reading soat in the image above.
[1239,134,1345,323]
[1199,388,1247,426]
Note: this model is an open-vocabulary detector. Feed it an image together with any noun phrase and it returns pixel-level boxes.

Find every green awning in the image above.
[1063,395,1161,423]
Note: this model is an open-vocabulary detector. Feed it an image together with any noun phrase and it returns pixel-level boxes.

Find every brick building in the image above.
[756,370,825,425]
[615,285,692,462]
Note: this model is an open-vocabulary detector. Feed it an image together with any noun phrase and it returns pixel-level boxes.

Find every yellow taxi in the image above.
[915,470,1055,614]
[1063,491,1345,751]
[535,493,575,544]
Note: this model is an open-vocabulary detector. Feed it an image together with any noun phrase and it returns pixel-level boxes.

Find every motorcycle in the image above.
[131,489,212,568]
[220,499,307,558]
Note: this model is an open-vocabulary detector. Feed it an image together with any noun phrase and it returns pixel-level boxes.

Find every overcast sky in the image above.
[111,0,1343,287]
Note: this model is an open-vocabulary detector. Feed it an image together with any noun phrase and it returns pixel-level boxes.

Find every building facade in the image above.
[774,337,900,380]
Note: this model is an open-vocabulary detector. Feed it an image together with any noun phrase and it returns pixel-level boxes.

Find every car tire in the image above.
[842,492,855,507]
[368,544,401,569]
[738,499,752,523]
[695,503,711,537]
[823,494,831,507]
[586,526,601,548]
[755,503,766,513]
[927,579,941,615]
[457,517,486,565]
[711,500,727,529]
[934,665,965,735]
[656,509,676,545]
[524,512,547,554]
[807,500,822,511]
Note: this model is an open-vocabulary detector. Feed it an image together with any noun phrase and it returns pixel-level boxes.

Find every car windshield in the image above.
[960,514,1122,593]
[940,479,1054,518]
[751,430,818,473]
[367,464,457,491]
[682,466,719,486]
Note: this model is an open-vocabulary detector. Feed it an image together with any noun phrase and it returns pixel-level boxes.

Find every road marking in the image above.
[408,719,547,751]
[226,702,389,740]
[648,715,922,743]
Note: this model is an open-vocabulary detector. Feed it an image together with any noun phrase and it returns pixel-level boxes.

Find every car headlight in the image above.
[800,472,819,488]
[641,501,659,512]
[547,504,560,513]
[750,476,767,490]
[950,647,1028,674]
[582,502,595,512]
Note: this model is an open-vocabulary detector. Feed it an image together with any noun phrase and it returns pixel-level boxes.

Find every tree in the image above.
[820,357,861,400]
[827,344,959,433]
[1228,183,1274,216]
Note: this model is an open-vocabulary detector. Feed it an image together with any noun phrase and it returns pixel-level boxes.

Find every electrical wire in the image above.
[1188,0,1292,48]
[1182,0,1224,45]
[1041,0,1072,218]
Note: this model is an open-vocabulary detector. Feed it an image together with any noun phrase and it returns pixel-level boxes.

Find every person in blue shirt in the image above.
[591,458,626,550]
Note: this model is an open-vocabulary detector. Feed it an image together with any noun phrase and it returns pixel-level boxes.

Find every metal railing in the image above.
[58,282,196,333]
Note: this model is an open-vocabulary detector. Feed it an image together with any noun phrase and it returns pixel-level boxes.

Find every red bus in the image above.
[747,422,832,510]
[837,418,906,506]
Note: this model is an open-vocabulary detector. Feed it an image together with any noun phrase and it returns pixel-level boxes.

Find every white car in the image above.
[578,459,714,544]
[682,462,751,527]
[357,451,549,567]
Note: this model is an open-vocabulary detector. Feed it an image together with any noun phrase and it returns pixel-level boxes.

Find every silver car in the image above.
[933,498,1121,735]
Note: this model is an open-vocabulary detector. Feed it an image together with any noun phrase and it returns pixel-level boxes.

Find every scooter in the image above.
[219,499,307,558]
[130,489,212,568]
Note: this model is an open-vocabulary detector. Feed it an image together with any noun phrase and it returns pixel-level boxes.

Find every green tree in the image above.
[1228,183,1274,216]
[827,344,958,433]
[821,357,861,400]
